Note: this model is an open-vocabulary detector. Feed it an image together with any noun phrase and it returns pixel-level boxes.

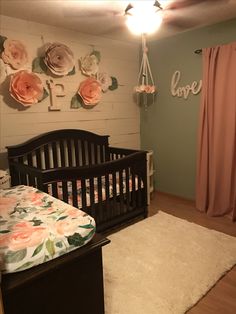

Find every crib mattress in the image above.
[49,174,140,207]
[0,185,96,274]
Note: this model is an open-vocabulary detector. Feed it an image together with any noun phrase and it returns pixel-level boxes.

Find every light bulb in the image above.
[126,3,163,35]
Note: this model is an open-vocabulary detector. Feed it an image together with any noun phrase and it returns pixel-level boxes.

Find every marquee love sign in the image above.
[171,70,202,100]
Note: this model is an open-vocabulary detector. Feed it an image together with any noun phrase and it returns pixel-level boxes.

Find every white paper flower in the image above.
[98,72,112,92]
[80,54,99,76]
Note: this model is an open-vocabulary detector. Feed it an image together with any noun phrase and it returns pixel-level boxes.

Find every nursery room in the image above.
[0,0,236,313]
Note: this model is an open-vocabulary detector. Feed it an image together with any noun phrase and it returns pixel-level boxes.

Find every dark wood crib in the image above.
[7,129,148,233]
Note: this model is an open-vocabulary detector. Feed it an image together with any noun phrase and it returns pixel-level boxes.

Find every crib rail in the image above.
[7,161,44,188]
[42,152,147,232]
[7,129,110,173]
[108,146,142,160]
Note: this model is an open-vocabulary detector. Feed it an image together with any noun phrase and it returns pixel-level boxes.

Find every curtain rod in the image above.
[194,49,202,54]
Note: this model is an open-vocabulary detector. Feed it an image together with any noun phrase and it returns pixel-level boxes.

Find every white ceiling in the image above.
[1,0,236,42]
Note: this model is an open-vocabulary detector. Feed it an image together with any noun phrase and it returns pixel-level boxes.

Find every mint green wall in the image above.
[141,18,236,200]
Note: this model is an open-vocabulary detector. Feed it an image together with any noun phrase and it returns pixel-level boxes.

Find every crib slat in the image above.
[52,142,58,168]
[112,172,117,216]
[42,184,49,194]
[74,139,79,166]
[36,148,42,169]
[105,174,110,219]
[27,153,35,186]
[52,182,58,199]
[27,153,33,166]
[18,157,27,185]
[72,180,78,208]
[100,145,104,163]
[125,168,130,212]
[44,144,50,169]
[88,142,92,165]
[131,171,136,208]
[137,176,142,207]
[81,141,86,166]
[81,179,87,211]
[97,176,103,221]
[119,170,125,214]
[27,175,36,187]
[62,181,68,203]
[67,140,73,167]
[94,144,98,164]
[60,140,65,167]
[89,178,95,219]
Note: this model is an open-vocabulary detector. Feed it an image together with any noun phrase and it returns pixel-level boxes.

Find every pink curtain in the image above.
[196,41,236,221]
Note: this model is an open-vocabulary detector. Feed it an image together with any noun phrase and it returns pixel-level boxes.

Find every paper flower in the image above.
[80,54,99,76]
[1,39,28,70]
[44,42,75,76]
[0,59,6,84]
[9,70,44,106]
[135,85,156,94]
[98,72,112,92]
[78,77,102,106]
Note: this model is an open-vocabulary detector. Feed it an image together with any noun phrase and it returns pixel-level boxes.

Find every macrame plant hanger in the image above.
[136,33,156,110]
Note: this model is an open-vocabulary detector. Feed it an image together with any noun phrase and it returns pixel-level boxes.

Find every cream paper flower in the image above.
[80,54,99,76]
[44,42,75,76]
[98,72,112,92]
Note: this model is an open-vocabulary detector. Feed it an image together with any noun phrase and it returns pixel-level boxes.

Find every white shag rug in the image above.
[103,211,236,314]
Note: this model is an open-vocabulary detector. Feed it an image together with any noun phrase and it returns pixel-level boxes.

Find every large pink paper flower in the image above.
[44,42,75,76]
[1,39,28,70]
[10,70,44,106]
[78,77,102,106]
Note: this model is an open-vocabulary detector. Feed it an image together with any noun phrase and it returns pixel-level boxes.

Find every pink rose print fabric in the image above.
[0,185,95,274]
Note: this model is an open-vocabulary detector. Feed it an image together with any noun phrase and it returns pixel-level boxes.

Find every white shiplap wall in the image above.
[0,15,140,167]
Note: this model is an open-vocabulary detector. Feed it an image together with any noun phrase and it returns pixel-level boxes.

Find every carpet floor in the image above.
[103,211,236,314]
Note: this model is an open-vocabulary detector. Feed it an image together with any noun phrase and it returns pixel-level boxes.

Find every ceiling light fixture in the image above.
[125,0,163,35]
[125,1,162,109]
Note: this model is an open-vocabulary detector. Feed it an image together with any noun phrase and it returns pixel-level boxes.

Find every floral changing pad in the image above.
[0,185,96,274]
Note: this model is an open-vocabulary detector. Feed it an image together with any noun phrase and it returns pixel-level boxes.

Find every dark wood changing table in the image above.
[1,234,110,314]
